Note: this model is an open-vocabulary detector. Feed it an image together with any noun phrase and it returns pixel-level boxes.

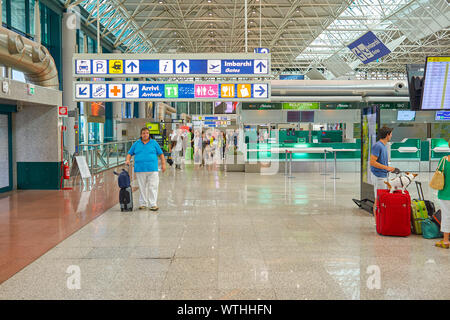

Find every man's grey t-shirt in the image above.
[371,141,389,178]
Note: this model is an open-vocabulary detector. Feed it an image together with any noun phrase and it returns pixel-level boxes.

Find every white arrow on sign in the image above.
[175,60,190,74]
[254,60,268,74]
[125,60,140,74]
[253,84,268,98]
[75,84,90,98]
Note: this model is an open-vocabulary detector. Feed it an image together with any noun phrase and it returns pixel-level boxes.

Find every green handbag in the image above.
[421,218,443,239]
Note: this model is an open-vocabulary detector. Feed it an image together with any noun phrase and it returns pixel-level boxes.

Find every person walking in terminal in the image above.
[435,140,450,249]
[370,126,400,218]
[125,127,166,211]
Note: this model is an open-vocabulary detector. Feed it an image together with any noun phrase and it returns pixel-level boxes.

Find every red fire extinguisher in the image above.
[63,160,70,180]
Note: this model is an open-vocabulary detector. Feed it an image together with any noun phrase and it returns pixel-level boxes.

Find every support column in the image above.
[113,101,125,141]
[62,12,78,156]
[345,122,354,141]
[139,102,146,119]
[34,0,41,44]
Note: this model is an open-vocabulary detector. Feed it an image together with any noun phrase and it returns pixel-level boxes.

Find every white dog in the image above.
[384,172,418,194]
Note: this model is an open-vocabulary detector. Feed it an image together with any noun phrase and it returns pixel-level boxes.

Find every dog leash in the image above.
[399,175,412,188]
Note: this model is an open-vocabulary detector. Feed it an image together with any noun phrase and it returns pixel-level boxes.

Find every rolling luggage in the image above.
[415,181,435,216]
[119,187,133,212]
[114,167,133,212]
[411,200,428,235]
[376,189,411,237]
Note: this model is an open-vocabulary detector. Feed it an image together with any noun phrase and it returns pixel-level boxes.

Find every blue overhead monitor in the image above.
[397,110,416,121]
[435,111,450,121]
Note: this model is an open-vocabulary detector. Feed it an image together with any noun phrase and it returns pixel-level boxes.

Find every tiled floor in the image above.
[0,167,449,300]
[0,166,135,284]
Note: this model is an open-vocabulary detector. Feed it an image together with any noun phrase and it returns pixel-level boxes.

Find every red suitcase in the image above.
[376,189,411,237]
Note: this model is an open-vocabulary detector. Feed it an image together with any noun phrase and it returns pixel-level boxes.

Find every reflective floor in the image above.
[0,167,448,300]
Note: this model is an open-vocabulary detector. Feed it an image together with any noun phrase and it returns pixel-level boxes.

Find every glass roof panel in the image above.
[296,0,414,60]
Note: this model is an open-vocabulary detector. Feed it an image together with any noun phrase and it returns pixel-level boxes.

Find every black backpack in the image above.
[114,169,131,189]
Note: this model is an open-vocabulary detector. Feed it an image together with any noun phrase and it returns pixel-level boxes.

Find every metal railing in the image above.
[78,140,136,174]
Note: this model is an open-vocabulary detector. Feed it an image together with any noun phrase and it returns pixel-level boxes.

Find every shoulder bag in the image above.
[429,157,446,191]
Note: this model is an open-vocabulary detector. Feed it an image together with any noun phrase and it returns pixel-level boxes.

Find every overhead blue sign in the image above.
[279,74,305,80]
[74,57,270,77]
[74,82,270,101]
[254,48,270,54]
[347,31,391,64]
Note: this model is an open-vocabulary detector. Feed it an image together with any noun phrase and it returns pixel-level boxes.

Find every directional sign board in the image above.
[74,81,270,102]
[347,31,391,64]
[73,53,271,78]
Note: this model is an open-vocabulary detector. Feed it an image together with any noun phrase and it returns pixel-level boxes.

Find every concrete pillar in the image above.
[62,12,78,156]
[113,101,125,141]
[139,102,146,119]
[345,122,354,141]
[34,0,41,44]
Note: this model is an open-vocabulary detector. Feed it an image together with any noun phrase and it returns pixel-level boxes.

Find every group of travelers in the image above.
[370,126,449,249]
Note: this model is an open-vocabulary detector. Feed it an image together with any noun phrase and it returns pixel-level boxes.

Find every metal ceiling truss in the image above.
[68,0,449,79]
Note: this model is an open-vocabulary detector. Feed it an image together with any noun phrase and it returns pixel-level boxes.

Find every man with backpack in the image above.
[126,127,166,211]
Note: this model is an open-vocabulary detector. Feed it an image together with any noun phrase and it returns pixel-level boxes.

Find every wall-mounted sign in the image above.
[347,31,391,64]
[74,81,270,102]
[242,103,282,110]
[27,84,35,95]
[282,102,319,110]
[320,102,357,109]
[73,53,270,78]
[2,81,9,94]
[279,74,305,80]
[371,102,410,109]
[58,106,68,117]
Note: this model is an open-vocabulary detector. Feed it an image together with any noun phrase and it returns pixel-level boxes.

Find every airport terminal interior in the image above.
[0,0,449,300]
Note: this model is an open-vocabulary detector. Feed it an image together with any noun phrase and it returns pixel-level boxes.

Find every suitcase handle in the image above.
[415,181,424,201]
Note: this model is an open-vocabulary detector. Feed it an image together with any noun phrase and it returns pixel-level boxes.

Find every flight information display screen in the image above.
[287,111,300,122]
[397,110,416,121]
[421,56,450,110]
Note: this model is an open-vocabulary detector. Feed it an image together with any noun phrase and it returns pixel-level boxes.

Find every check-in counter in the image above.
[429,138,450,171]
[246,140,361,162]
[245,140,361,175]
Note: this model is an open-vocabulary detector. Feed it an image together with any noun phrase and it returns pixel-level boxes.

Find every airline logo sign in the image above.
[74,55,270,77]
[74,82,270,101]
